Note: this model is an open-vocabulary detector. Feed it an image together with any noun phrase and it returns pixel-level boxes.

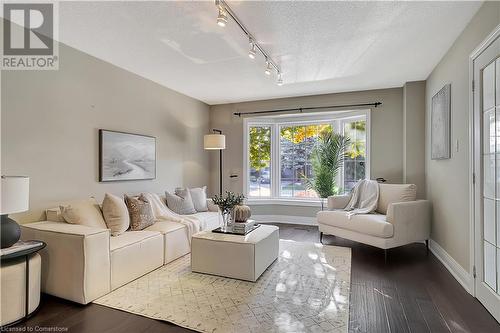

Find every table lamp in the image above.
[1,176,29,248]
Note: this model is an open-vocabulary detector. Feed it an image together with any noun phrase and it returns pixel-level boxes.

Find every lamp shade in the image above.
[1,176,29,215]
[204,134,226,150]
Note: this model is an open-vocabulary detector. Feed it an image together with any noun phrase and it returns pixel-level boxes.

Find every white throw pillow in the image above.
[188,186,208,212]
[59,198,107,229]
[102,193,130,236]
[166,189,196,215]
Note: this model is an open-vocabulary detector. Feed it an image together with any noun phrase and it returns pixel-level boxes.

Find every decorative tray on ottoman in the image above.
[212,220,260,235]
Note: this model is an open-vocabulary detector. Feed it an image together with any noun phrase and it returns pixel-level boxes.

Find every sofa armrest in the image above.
[207,199,220,212]
[20,221,111,304]
[327,195,351,210]
[386,200,431,242]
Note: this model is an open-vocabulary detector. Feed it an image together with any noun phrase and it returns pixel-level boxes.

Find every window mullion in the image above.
[272,123,280,199]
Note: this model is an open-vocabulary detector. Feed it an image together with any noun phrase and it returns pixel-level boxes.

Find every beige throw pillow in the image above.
[102,193,130,236]
[377,183,417,215]
[124,194,155,231]
[46,208,65,222]
[188,186,208,212]
[59,198,107,229]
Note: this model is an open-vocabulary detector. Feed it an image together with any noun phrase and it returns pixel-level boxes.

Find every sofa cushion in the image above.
[192,212,221,230]
[59,198,107,229]
[110,230,161,251]
[109,231,163,290]
[102,193,130,236]
[144,220,186,234]
[377,184,417,215]
[145,221,190,264]
[317,211,393,238]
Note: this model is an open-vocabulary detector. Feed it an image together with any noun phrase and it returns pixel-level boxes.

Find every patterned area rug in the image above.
[94,240,351,333]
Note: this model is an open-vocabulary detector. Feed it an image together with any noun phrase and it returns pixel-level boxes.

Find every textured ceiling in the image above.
[57,1,482,105]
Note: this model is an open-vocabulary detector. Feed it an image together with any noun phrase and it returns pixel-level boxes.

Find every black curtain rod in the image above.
[234,102,382,117]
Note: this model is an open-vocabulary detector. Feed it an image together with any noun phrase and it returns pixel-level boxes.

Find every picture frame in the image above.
[431,84,451,160]
[99,129,156,182]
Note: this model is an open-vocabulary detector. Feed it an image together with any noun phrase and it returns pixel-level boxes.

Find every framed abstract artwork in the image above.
[99,129,156,182]
[431,84,451,160]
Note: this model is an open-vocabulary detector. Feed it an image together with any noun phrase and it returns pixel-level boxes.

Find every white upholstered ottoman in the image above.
[191,224,279,282]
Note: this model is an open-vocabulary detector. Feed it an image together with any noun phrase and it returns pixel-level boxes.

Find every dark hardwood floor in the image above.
[13,223,500,333]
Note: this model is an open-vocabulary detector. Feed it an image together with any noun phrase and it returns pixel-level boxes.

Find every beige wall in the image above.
[403,81,426,199]
[1,42,211,223]
[425,2,500,271]
[209,88,405,216]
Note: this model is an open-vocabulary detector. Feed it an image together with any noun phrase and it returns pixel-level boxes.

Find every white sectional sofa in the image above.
[20,198,221,304]
[317,184,431,252]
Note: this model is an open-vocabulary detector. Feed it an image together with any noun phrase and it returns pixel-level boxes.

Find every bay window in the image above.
[244,110,370,203]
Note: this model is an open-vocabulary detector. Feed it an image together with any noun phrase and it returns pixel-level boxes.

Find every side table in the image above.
[0,240,46,327]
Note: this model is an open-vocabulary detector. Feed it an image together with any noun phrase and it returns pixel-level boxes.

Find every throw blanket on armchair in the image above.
[143,193,201,242]
[344,179,379,218]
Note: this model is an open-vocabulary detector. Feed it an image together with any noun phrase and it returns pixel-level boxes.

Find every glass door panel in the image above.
[484,199,495,244]
[474,32,500,322]
[485,242,497,290]
[483,62,495,111]
[483,154,495,198]
[482,60,498,294]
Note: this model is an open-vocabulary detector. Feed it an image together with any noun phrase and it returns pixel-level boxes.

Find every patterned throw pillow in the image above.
[124,194,155,231]
[165,189,196,215]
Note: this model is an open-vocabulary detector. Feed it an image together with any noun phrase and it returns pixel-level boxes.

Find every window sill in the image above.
[246,198,324,207]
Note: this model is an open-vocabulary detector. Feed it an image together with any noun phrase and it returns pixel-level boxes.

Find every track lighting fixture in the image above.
[265,61,271,76]
[217,7,227,27]
[214,0,282,84]
[248,40,256,59]
[277,73,283,86]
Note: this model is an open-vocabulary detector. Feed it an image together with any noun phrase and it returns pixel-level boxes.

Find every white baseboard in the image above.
[252,215,317,226]
[429,239,473,294]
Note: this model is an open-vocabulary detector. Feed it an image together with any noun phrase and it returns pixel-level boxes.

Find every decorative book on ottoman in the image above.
[233,219,255,233]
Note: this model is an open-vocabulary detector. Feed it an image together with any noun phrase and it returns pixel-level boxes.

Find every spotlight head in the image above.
[277,73,283,86]
[248,41,256,59]
[217,8,227,27]
[265,61,271,75]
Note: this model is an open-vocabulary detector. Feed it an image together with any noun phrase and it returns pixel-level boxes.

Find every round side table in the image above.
[0,241,46,327]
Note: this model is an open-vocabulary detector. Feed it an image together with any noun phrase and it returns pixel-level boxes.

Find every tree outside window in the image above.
[248,126,271,197]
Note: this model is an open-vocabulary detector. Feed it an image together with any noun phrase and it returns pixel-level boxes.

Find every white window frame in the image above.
[243,109,371,206]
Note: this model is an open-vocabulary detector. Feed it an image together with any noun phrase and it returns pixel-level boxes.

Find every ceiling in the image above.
[58,1,482,105]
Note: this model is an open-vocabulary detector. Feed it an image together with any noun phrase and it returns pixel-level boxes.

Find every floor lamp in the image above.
[204,129,226,195]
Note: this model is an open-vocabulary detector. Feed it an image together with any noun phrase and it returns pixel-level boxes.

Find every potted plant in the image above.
[212,191,245,230]
[305,132,350,210]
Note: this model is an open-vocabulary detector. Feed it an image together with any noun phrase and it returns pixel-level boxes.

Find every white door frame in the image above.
[469,23,500,298]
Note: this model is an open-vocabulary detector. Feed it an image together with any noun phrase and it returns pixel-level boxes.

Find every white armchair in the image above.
[317,184,431,258]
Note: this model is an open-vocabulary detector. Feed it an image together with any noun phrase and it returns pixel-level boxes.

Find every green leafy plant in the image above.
[212,191,245,215]
[305,132,350,200]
